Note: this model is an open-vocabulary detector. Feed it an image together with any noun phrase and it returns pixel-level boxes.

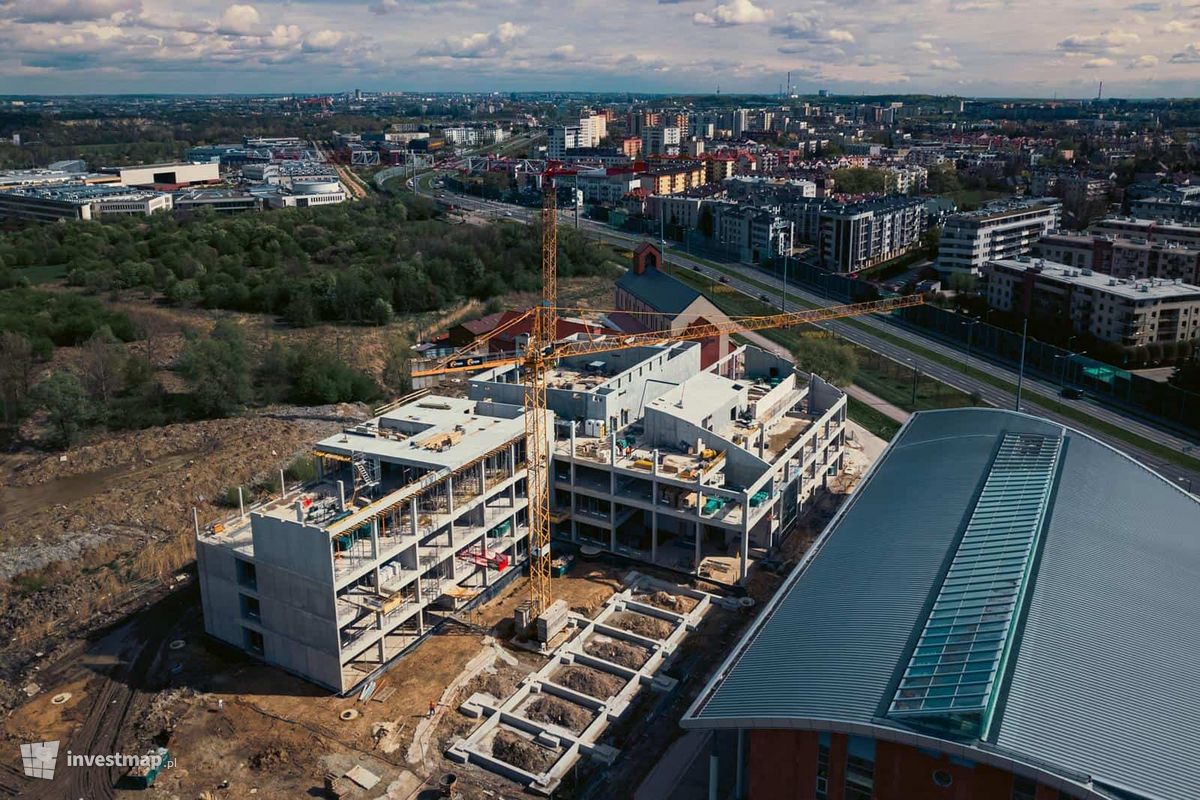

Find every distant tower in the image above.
[1098,81,1103,101]
[787,71,791,97]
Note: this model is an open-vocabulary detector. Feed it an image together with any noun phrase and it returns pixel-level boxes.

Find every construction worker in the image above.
[427,700,436,718]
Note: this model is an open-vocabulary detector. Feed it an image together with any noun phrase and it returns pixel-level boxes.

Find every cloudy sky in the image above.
[1,0,1199,97]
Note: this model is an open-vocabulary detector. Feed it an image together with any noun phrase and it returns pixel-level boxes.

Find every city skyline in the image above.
[0,0,1199,97]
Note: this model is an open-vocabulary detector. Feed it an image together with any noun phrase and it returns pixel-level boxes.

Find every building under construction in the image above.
[196,336,844,692]
[196,394,544,693]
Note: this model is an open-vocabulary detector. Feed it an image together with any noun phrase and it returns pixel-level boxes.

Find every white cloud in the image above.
[303,29,342,51]
[265,23,301,48]
[3,0,140,23]
[425,21,527,58]
[694,0,772,27]
[1057,29,1140,54]
[914,40,935,52]
[930,57,962,70]
[1159,19,1193,33]
[1082,57,1115,68]
[1128,54,1159,68]
[1170,41,1200,61]
[218,4,259,35]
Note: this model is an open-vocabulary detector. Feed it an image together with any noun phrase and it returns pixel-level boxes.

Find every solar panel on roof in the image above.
[888,432,1062,738]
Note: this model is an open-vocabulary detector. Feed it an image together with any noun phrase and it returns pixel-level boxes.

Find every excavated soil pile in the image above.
[609,611,672,640]
[636,590,699,614]
[523,695,593,733]
[465,663,523,700]
[583,637,649,669]
[492,729,557,774]
[554,665,626,698]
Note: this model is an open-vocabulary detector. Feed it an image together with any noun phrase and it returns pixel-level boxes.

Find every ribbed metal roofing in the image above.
[683,408,1200,800]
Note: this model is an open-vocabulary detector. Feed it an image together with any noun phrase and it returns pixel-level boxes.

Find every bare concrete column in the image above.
[735,729,745,800]
[740,492,751,583]
[708,734,719,800]
[651,509,658,564]
[694,519,701,573]
[409,498,418,537]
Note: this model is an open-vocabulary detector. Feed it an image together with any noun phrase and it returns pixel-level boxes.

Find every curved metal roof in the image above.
[683,408,1200,800]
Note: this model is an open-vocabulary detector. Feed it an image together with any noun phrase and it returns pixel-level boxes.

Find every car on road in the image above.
[718,276,730,284]
[691,265,702,272]
[759,293,771,302]
[1060,387,1085,400]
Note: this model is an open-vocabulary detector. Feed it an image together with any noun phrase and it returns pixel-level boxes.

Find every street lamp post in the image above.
[1014,317,1029,412]
[964,318,980,368]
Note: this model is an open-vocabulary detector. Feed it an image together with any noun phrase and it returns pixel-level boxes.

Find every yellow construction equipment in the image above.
[411,170,924,622]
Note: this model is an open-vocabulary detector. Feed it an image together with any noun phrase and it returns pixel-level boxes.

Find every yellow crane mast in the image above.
[412,173,924,625]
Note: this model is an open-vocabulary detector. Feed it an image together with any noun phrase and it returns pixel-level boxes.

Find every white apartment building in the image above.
[580,113,607,147]
[983,257,1200,347]
[937,199,1062,275]
[197,394,538,693]
[575,168,640,205]
[548,124,587,159]
[641,126,682,156]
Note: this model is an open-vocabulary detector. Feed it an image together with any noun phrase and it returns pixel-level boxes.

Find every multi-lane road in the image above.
[417,177,1200,492]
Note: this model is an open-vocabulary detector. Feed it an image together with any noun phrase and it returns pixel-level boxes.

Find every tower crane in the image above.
[412,173,923,626]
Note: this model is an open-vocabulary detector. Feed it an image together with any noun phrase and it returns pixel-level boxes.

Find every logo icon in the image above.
[20,741,59,780]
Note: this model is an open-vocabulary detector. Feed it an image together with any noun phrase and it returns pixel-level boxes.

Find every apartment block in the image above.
[820,196,927,273]
[937,199,1062,275]
[469,342,847,584]
[1034,232,1200,284]
[1129,187,1200,224]
[1091,216,1200,249]
[982,257,1200,346]
[197,395,539,693]
[641,162,706,195]
[641,126,682,156]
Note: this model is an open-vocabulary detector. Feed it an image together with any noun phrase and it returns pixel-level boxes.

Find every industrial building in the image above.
[0,183,173,222]
[982,257,1200,346]
[197,394,538,693]
[468,340,847,585]
[937,199,1062,275]
[100,161,220,188]
[683,407,1200,800]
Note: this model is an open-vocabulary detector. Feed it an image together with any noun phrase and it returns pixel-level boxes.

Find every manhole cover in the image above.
[51,693,71,705]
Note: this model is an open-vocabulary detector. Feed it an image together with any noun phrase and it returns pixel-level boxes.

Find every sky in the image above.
[0,0,1199,97]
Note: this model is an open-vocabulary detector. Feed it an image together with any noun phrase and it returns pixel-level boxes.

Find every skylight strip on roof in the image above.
[887,432,1063,736]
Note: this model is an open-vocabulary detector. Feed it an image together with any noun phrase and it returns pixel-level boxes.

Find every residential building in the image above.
[714,203,789,264]
[470,341,847,584]
[1130,189,1200,224]
[642,126,682,156]
[548,124,587,159]
[197,394,537,693]
[0,184,173,222]
[937,198,1062,275]
[883,164,927,195]
[1034,232,1200,284]
[705,154,737,184]
[683,407,1200,800]
[576,168,641,205]
[620,137,643,158]
[641,163,706,195]
[100,161,220,188]
[580,113,607,147]
[983,257,1200,346]
[820,196,927,273]
[1091,216,1200,249]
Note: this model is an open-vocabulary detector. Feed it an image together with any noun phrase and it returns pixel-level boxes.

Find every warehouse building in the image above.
[197,394,538,693]
[683,407,1200,800]
[101,161,220,188]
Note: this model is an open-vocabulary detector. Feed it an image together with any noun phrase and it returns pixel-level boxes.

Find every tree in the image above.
[34,370,93,447]
[0,331,35,427]
[380,333,412,396]
[179,320,252,417]
[792,336,859,386]
[830,167,886,194]
[79,326,126,409]
[368,297,394,326]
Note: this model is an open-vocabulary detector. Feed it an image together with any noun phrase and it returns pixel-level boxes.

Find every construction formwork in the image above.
[447,572,716,795]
